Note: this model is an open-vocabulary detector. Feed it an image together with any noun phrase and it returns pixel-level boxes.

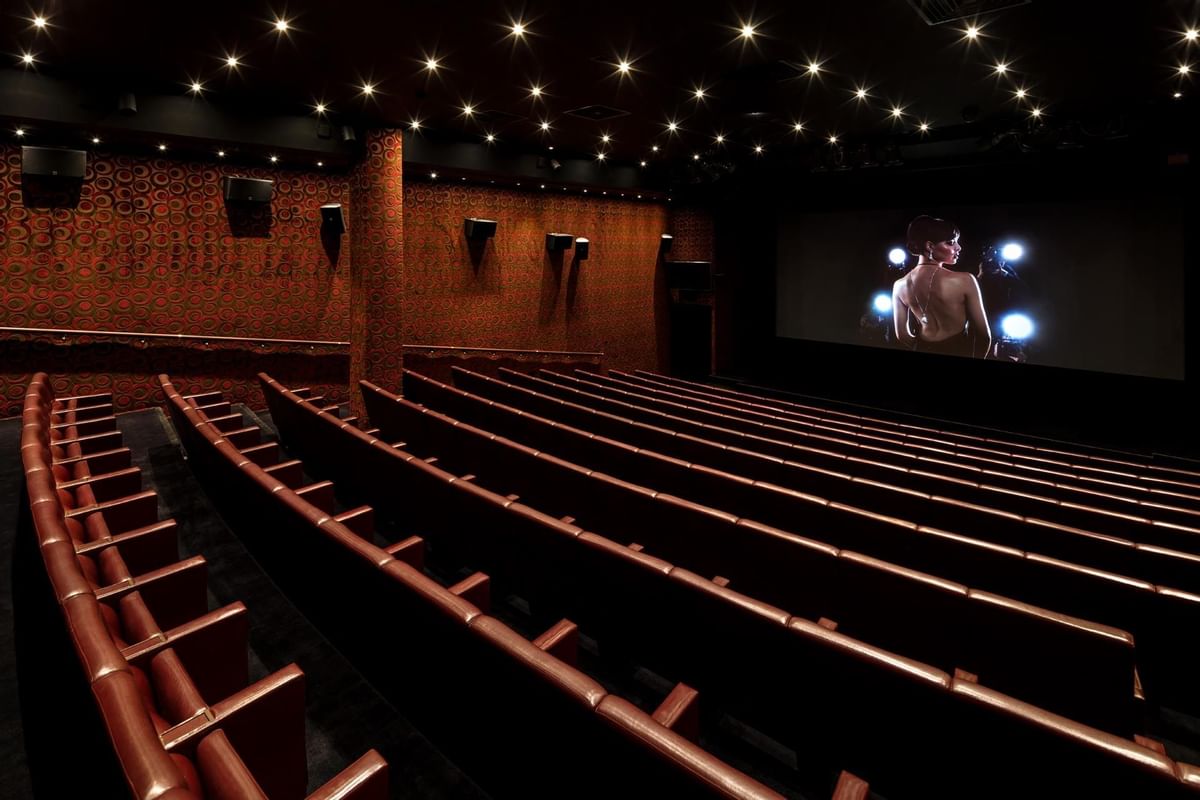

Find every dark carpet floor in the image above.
[1,409,489,800]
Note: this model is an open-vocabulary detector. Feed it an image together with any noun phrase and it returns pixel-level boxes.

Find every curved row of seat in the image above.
[632,370,1200,487]
[427,365,1200,717]
[18,373,388,800]
[262,370,1200,798]
[166,374,801,800]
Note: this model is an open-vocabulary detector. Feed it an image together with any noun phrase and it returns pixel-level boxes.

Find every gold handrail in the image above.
[402,343,604,358]
[0,326,350,348]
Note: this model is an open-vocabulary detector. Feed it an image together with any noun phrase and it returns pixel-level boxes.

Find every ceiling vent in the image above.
[906,0,1031,25]
[565,105,630,121]
[473,108,525,125]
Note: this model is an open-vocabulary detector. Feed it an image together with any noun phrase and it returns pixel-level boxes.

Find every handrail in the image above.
[0,326,349,348]
[402,343,604,358]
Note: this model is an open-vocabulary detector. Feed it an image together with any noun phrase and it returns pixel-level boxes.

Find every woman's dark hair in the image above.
[906,215,959,256]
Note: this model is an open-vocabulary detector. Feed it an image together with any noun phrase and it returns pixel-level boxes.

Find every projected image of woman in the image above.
[892,215,992,358]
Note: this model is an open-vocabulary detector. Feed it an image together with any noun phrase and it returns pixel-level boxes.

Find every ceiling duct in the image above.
[905,0,1031,25]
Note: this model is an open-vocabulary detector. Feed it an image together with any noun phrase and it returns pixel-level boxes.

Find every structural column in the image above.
[348,129,405,418]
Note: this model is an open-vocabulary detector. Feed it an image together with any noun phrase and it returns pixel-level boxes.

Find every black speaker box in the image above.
[464,218,498,239]
[574,238,590,260]
[546,233,574,252]
[222,176,274,203]
[320,203,346,234]
[22,147,86,179]
[665,260,713,291]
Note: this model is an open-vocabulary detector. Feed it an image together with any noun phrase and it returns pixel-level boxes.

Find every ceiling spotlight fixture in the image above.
[806,61,821,75]
[793,122,805,133]
[409,118,422,131]
[651,145,660,152]
[617,60,632,75]
[993,61,1009,75]
[510,21,527,37]
[361,83,375,96]
[91,136,100,144]
[828,134,839,144]
[158,143,167,151]
[666,121,678,133]
[740,23,757,39]
[529,84,543,98]
[890,106,904,119]
[918,122,931,132]
[1184,29,1199,43]
[540,184,546,189]
[225,55,240,69]
[692,153,700,160]
[217,150,226,157]
[1014,87,1027,99]
[1029,106,1043,119]
[314,102,326,114]
[21,52,35,66]
[964,25,980,40]
[316,161,324,167]
[715,134,725,144]
[424,57,440,72]
[15,128,26,137]
[462,103,475,116]
[485,133,496,143]
[189,81,204,94]
[548,145,555,150]
[1179,63,1193,77]
[539,120,551,132]
[855,87,869,100]
[639,160,647,167]
[430,172,438,179]
[601,134,611,143]
[1174,91,1184,98]
[754,145,764,154]
[269,155,279,163]
[32,15,48,29]
[694,87,707,100]
[273,18,290,33]
[596,152,606,161]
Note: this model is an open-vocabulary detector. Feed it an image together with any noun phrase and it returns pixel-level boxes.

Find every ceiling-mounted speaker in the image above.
[222,175,274,203]
[464,217,498,239]
[339,125,357,144]
[117,92,137,115]
[660,234,674,253]
[574,238,590,260]
[321,203,345,234]
[546,232,574,252]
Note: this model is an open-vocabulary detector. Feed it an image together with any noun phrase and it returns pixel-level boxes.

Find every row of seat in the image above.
[634,370,1200,487]
[523,368,1200,544]
[364,374,1139,733]
[18,373,388,800]
[428,365,1200,717]
[262,370,1200,798]
[166,374,802,800]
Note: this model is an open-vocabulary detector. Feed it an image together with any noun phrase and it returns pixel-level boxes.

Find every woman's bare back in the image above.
[893,265,977,342]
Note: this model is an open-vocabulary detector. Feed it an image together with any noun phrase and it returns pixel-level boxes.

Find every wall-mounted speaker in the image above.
[546,232,574,252]
[339,125,357,144]
[22,146,86,179]
[659,234,674,253]
[320,203,345,234]
[222,176,274,203]
[117,92,137,115]
[464,217,498,239]
[665,260,714,291]
[574,238,590,260]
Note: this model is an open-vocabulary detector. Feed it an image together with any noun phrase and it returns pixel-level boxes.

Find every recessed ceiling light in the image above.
[1174,91,1184,98]
[189,81,205,94]
[740,23,757,39]
[793,122,805,133]
[692,153,700,160]
[273,18,290,33]
[225,55,240,69]
[430,172,438,179]
[601,134,611,143]
[485,133,496,143]
[640,160,647,167]
[994,62,1009,75]
[651,145,659,152]
[855,87,869,100]
[269,155,279,163]
[316,161,323,167]
[583,189,588,193]
[539,121,551,132]
[314,102,326,114]
[1029,107,1043,119]
[754,145,764,154]
[15,128,26,137]
[361,83,375,96]
[667,121,678,133]
[217,150,226,157]
[964,25,980,40]
[1014,87,1027,99]
[21,52,35,66]
[827,134,838,144]
[530,84,543,98]
[1184,29,1199,43]
[548,145,555,150]
[1179,64,1193,77]
[807,61,821,75]
[91,136,100,144]
[919,122,931,132]
[409,118,422,131]
[158,143,167,151]
[540,184,546,189]
[890,106,904,118]
[462,103,474,116]
[694,87,706,100]
[424,57,440,72]
[715,134,725,144]
[617,60,632,74]
[511,21,527,37]
[32,15,48,29]
[596,152,606,161]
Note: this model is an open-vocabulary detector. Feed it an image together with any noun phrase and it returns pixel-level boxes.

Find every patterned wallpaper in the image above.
[402,182,684,374]
[0,143,352,416]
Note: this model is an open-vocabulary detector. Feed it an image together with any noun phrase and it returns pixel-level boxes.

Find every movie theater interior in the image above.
[3,1,1199,797]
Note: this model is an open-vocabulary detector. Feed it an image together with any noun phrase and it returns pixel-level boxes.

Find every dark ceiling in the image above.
[0,1,1193,168]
